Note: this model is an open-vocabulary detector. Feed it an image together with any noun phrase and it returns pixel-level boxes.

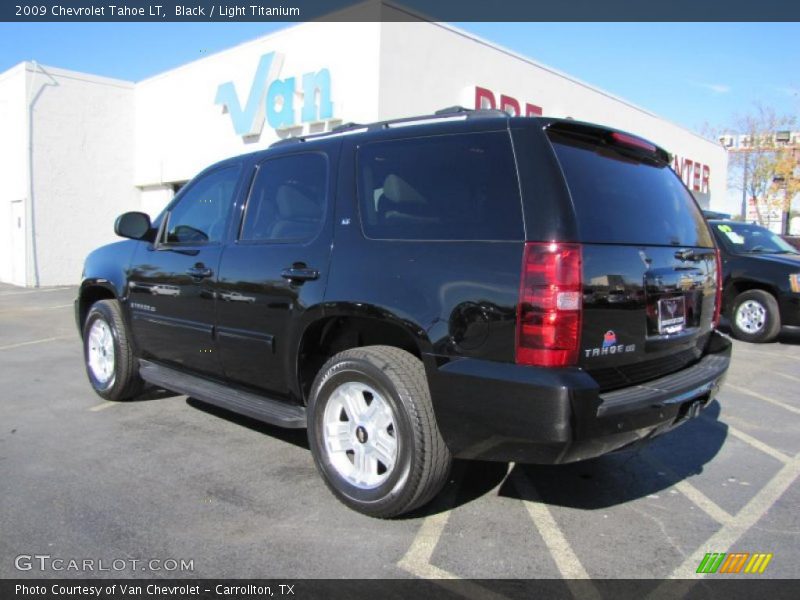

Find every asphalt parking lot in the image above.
[1,283,799,584]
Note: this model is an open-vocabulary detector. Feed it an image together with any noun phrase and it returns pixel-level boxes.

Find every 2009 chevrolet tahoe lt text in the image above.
[76,108,732,517]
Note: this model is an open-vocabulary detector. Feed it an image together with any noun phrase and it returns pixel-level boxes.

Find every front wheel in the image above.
[83,299,144,400]
[307,346,452,518]
[729,289,781,343]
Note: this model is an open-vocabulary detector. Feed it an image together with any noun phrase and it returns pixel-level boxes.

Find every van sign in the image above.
[215,52,334,138]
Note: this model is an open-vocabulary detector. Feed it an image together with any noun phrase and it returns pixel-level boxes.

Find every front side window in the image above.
[240,153,328,242]
[357,132,524,241]
[164,166,240,244]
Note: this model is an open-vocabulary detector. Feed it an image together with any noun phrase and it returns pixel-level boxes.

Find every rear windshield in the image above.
[548,133,714,248]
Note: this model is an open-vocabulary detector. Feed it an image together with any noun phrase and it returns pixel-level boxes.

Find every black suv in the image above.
[76,109,731,517]
[709,220,800,342]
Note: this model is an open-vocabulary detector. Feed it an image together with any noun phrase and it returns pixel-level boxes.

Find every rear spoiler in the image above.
[542,119,671,165]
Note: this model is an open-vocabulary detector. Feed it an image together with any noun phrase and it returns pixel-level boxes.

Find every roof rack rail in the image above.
[269,106,508,148]
[331,121,364,133]
[434,105,506,117]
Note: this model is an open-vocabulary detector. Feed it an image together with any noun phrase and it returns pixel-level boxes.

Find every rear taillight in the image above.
[516,242,583,367]
[712,247,723,328]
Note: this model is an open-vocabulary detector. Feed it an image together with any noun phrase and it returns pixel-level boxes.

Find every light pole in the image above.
[740,152,749,220]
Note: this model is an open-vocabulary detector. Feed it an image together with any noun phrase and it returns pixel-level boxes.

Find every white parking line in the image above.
[398,464,464,580]
[727,383,800,416]
[666,450,800,579]
[0,336,71,351]
[0,304,73,314]
[638,451,733,525]
[89,401,118,412]
[397,469,517,600]
[513,471,601,600]
[768,369,800,384]
[398,466,515,582]
[725,424,792,464]
[398,505,457,579]
[732,346,800,362]
[673,479,734,525]
[0,287,71,296]
[699,414,792,464]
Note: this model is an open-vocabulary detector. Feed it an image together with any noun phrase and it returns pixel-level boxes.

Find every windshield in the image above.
[713,222,799,254]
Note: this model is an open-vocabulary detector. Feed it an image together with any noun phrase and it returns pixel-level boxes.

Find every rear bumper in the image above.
[426,330,731,464]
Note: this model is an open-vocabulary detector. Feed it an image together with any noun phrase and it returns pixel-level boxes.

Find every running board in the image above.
[138,360,307,429]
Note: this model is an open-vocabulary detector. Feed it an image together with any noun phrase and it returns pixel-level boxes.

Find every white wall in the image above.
[140,185,174,219]
[0,64,29,285]
[378,20,728,210]
[134,21,382,187]
[28,65,137,286]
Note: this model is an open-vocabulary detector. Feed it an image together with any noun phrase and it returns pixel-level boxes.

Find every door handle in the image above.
[281,267,319,282]
[186,265,213,279]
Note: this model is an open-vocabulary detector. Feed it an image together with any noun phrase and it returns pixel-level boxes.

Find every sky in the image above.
[0,21,798,215]
[1,21,797,135]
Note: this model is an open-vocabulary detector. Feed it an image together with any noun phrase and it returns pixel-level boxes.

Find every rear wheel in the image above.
[307,346,452,518]
[729,289,781,343]
[82,299,144,400]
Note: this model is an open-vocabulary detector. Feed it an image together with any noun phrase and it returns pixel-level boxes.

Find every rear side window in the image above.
[357,132,524,241]
[548,134,714,247]
[240,153,327,242]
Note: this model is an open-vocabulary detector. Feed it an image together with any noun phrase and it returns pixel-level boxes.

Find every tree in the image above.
[725,105,796,229]
[771,145,800,223]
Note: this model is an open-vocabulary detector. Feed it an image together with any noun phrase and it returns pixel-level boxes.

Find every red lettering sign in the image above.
[475,86,496,110]
[499,95,521,116]
[525,103,543,116]
[474,86,541,117]
[672,155,710,194]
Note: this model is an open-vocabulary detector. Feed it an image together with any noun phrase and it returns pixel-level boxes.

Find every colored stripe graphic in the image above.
[697,552,773,574]
[719,553,749,573]
[744,553,773,574]
[697,553,726,573]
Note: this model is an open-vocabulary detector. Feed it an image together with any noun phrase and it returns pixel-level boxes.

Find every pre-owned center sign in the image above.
[472,84,712,198]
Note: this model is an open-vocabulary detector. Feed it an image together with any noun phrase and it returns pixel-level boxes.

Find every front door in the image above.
[128,164,242,376]
[216,150,335,398]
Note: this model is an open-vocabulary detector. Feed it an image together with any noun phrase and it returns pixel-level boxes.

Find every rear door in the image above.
[545,125,718,390]
[214,148,336,398]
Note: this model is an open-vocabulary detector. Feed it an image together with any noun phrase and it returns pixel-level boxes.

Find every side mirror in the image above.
[114,212,153,241]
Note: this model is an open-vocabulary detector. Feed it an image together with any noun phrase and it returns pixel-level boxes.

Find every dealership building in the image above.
[0,10,728,287]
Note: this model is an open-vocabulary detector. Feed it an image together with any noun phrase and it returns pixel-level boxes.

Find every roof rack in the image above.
[270,106,507,148]
[434,105,506,116]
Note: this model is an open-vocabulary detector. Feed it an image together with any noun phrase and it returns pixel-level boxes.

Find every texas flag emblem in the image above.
[602,330,617,348]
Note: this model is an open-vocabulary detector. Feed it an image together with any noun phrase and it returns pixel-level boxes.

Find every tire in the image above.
[307,346,452,518]
[82,299,145,400]
[729,289,781,343]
